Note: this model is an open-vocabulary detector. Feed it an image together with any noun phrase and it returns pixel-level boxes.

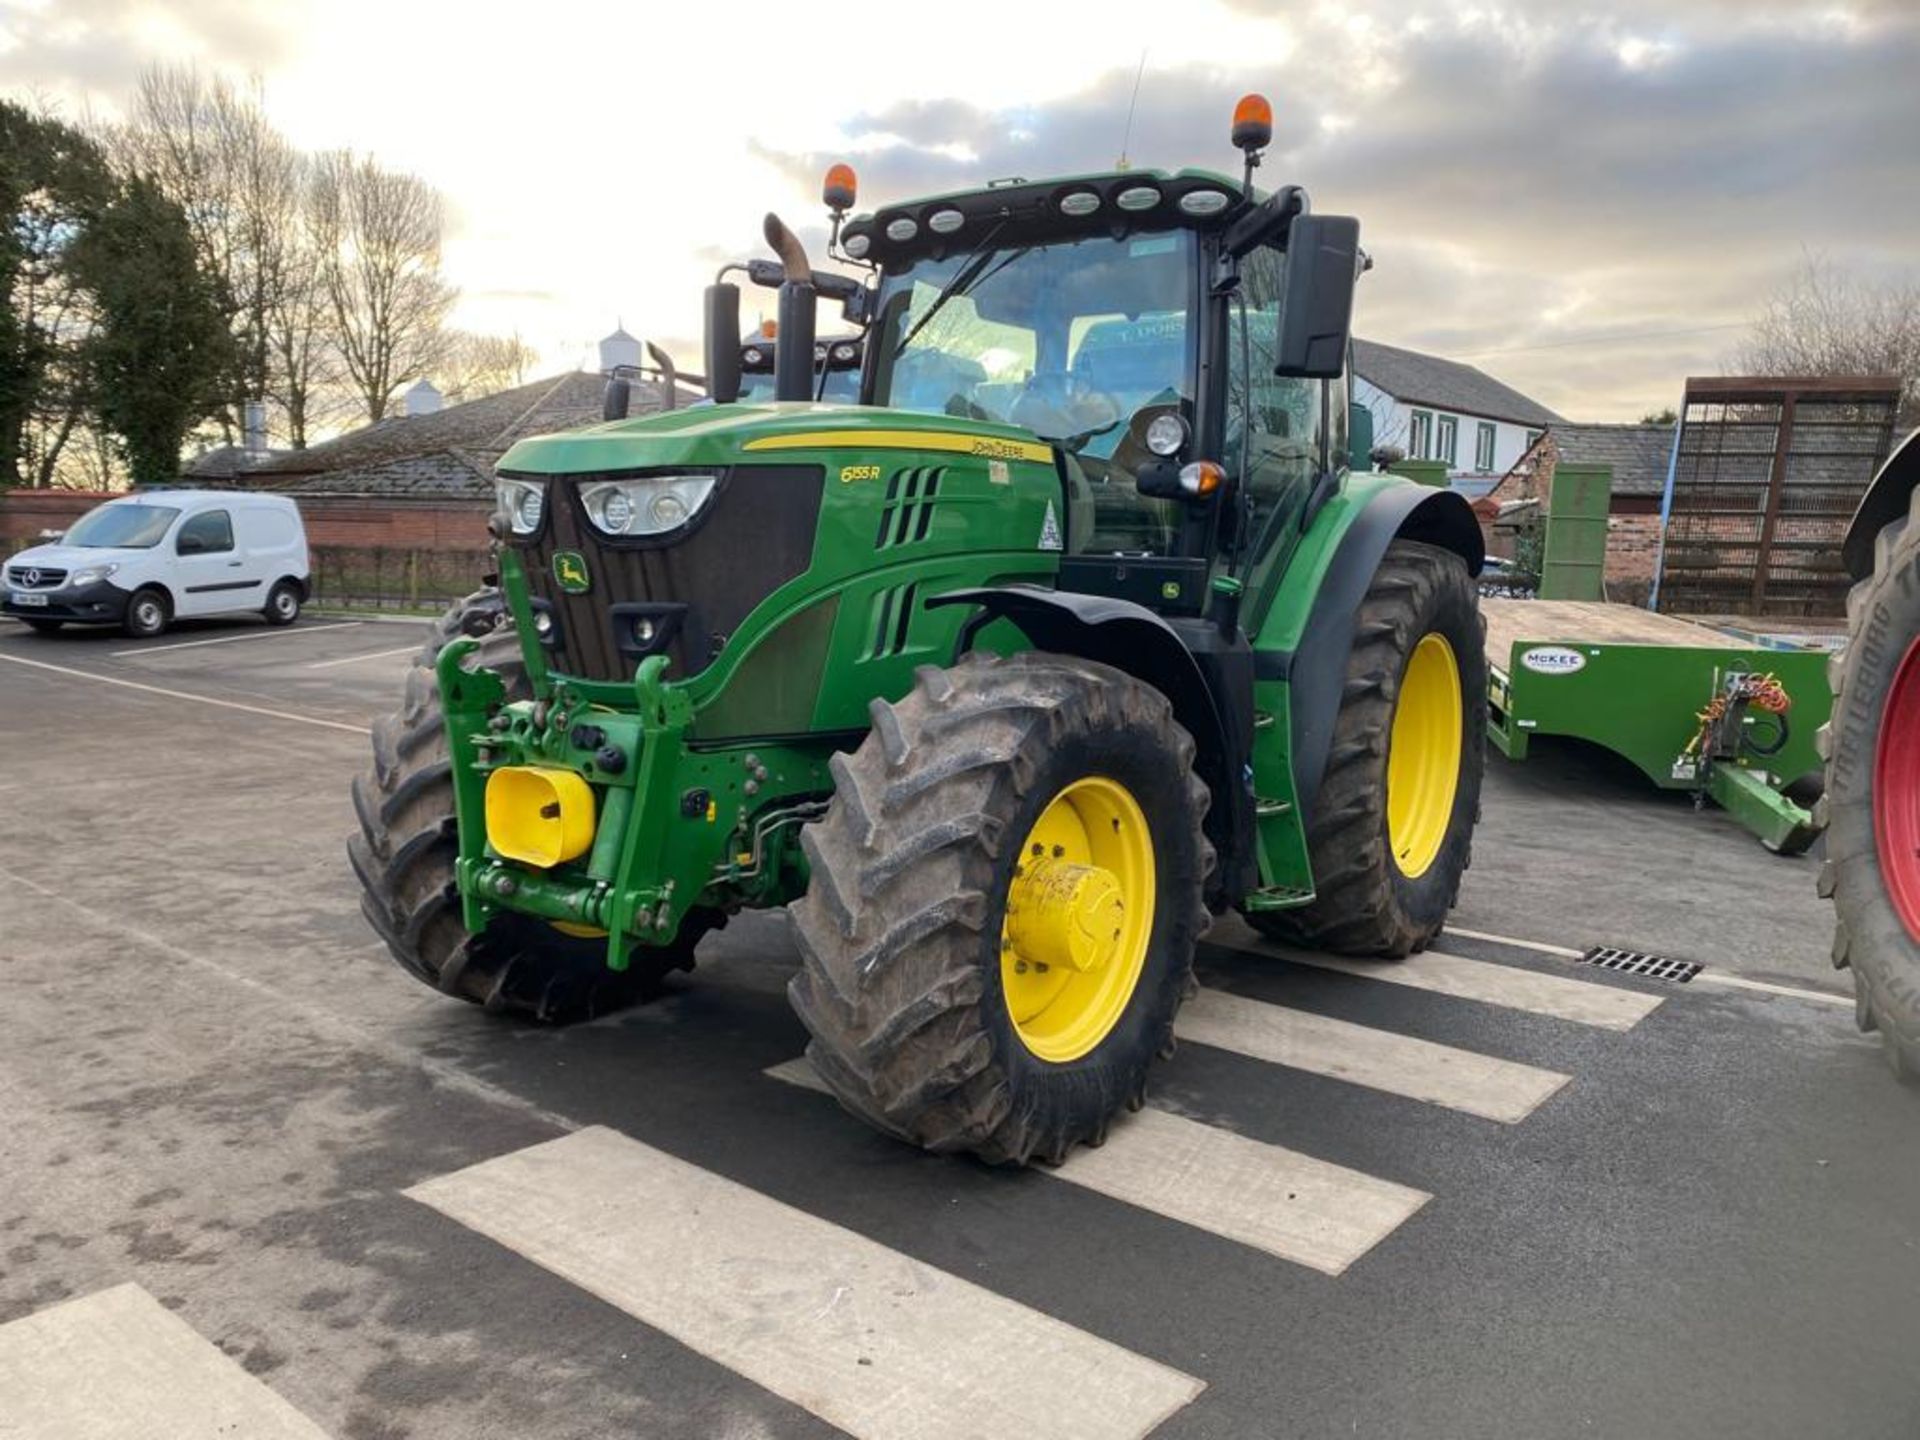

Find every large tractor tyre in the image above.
[350,591,717,1023]
[1819,487,1920,1082]
[789,650,1213,1166]
[1246,539,1486,957]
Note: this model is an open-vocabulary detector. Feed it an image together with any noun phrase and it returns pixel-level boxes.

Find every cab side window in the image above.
[176,510,234,555]
[1227,244,1322,594]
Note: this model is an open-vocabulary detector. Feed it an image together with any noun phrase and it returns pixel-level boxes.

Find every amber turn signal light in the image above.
[1179,461,1225,497]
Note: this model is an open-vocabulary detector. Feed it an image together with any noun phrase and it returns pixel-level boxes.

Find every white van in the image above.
[2,490,310,639]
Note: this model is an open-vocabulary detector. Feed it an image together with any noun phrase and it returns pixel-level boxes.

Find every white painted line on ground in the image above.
[0,651,371,735]
[2,862,577,1130]
[1175,987,1569,1123]
[408,1126,1203,1440]
[767,1059,1429,1275]
[1444,925,1851,1008]
[0,1282,333,1439]
[1442,925,1584,959]
[304,644,422,670]
[112,621,361,657]
[1689,970,1852,1007]
[1253,944,1664,1031]
[306,610,442,624]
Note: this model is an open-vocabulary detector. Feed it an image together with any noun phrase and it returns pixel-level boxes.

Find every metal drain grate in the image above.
[1577,946,1701,983]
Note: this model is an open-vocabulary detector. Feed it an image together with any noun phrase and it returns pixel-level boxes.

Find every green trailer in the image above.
[1484,599,1834,852]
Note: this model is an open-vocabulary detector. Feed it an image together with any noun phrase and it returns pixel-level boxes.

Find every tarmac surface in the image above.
[0,611,1913,1440]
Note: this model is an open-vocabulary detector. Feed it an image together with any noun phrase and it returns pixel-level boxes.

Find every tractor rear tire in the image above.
[350,590,716,1023]
[1819,486,1920,1083]
[1245,539,1485,956]
[788,650,1213,1165]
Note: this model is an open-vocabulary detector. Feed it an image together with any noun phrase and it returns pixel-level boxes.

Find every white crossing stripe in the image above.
[767,1060,1429,1276]
[407,1127,1204,1440]
[1261,944,1664,1031]
[1175,987,1570,1123]
[112,621,361,656]
[0,1282,333,1439]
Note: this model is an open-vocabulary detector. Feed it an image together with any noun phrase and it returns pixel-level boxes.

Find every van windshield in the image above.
[64,503,181,549]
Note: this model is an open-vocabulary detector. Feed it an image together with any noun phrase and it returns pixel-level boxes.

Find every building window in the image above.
[1436,414,1458,467]
[1525,428,1545,452]
[1409,409,1433,459]
[1475,421,1496,473]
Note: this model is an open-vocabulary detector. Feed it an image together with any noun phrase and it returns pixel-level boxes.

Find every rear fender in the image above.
[1844,429,1920,580]
[1265,481,1483,824]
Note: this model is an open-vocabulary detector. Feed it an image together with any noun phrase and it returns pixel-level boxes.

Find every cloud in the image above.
[0,0,293,106]
[759,2,1920,418]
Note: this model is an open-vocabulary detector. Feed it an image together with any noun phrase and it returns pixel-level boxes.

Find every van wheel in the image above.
[123,588,170,639]
[264,580,302,626]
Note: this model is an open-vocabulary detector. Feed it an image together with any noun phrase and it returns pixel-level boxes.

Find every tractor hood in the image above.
[496,401,1055,476]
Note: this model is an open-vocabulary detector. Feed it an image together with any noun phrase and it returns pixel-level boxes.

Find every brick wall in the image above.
[1479,437,1667,601]
[1,488,490,551]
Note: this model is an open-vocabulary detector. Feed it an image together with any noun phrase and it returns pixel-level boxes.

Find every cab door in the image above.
[170,508,258,617]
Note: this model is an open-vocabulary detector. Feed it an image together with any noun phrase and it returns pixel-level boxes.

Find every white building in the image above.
[1353,338,1563,493]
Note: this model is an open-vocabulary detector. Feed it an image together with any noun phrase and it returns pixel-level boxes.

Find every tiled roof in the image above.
[196,372,692,498]
[1548,422,1676,497]
[1354,338,1564,428]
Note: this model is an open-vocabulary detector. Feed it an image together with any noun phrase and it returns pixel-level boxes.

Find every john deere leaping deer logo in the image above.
[553,551,591,595]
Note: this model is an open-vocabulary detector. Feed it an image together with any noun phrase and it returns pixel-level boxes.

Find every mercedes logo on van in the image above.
[22,568,41,587]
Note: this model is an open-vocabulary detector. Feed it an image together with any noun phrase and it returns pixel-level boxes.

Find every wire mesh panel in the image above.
[1655,377,1899,617]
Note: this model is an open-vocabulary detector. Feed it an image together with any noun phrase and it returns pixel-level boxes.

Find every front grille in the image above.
[518,465,824,683]
[5,566,67,589]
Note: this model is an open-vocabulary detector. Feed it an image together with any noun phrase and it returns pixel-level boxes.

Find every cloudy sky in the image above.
[6,0,1916,421]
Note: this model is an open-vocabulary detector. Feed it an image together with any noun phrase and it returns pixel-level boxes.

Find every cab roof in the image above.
[841,168,1258,270]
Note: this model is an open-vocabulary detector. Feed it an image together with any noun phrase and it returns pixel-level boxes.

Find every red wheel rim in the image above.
[1876,636,1920,943]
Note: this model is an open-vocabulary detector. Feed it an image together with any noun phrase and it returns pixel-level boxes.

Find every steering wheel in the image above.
[1010,371,1124,445]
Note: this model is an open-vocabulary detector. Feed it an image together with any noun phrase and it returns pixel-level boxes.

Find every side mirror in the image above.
[1348,400,1374,471]
[177,533,205,555]
[703,282,742,404]
[603,373,632,422]
[1274,214,1360,380]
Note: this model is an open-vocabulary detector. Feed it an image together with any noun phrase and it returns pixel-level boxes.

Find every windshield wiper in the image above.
[894,219,1011,356]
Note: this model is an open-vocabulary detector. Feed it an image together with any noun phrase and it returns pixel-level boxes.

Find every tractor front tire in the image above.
[350,591,715,1023]
[789,651,1212,1166]
[1246,539,1486,956]
[1820,485,1920,1082]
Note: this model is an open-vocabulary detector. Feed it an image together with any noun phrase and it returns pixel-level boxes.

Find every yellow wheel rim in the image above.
[1000,776,1155,1063]
[1386,632,1463,879]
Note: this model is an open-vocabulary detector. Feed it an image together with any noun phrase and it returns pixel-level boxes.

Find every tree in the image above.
[439,329,537,404]
[1640,407,1678,426]
[1737,256,1920,428]
[68,175,235,484]
[310,150,455,423]
[0,103,112,488]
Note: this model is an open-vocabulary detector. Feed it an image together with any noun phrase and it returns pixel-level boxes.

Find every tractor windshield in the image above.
[870,231,1196,553]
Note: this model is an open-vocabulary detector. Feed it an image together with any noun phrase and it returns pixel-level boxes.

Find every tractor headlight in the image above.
[580,475,719,537]
[496,478,545,535]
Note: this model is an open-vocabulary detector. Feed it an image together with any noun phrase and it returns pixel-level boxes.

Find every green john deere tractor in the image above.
[351,96,1489,1163]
